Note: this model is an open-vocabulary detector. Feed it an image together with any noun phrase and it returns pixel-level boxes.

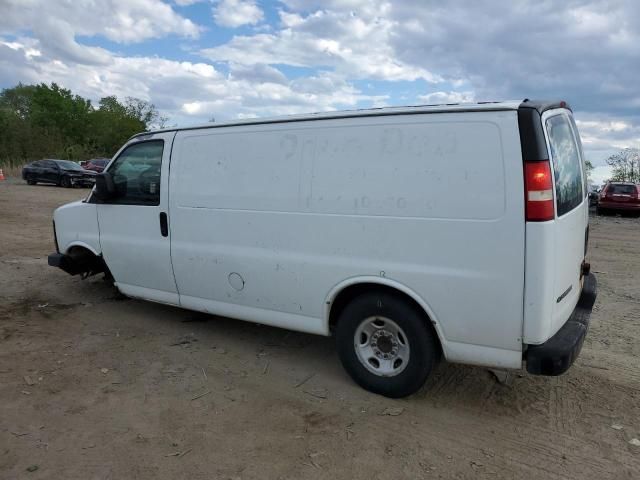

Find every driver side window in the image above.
[106,140,164,206]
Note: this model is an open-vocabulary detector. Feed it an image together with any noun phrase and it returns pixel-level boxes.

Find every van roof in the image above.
[132,99,569,138]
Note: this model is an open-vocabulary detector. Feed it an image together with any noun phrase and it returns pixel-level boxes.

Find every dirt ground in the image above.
[1,179,639,480]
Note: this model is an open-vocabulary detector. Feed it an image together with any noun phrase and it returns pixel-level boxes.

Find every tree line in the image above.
[607,148,640,183]
[1,82,637,183]
[0,82,165,169]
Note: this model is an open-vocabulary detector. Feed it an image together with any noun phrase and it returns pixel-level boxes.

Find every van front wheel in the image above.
[336,292,438,398]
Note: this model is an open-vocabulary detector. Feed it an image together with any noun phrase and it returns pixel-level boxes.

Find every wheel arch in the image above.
[63,241,100,257]
[63,242,110,279]
[324,277,446,354]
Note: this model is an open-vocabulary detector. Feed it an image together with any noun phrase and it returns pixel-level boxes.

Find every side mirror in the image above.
[94,172,116,200]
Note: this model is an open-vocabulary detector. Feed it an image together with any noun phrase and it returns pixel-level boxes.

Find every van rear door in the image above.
[543,109,589,335]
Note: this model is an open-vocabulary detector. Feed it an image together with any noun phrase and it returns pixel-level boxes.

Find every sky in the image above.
[1,0,639,184]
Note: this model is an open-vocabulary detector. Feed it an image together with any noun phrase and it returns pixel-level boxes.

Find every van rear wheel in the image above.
[336,292,438,398]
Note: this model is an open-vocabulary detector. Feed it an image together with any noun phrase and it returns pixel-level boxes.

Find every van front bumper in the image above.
[48,250,107,277]
[525,273,597,376]
[48,252,84,275]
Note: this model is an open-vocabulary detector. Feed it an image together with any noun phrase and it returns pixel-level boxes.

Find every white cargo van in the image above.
[49,100,597,397]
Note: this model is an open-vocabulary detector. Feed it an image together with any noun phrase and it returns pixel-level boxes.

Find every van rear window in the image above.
[546,114,584,216]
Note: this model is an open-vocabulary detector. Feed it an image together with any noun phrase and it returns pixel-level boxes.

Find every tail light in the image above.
[600,187,607,201]
[525,160,554,221]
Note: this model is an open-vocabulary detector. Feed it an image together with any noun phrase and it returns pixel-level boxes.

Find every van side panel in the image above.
[522,222,556,343]
[545,111,589,337]
[168,112,525,363]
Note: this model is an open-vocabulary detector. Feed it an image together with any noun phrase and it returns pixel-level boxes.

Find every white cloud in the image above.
[205,1,640,118]
[0,0,201,65]
[385,1,640,117]
[575,116,640,164]
[590,165,613,186]
[229,63,288,84]
[1,0,202,42]
[202,7,441,83]
[0,37,383,126]
[418,91,475,105]
[213,0,264,28]
[1,38,41,59]
[173,0,205,5]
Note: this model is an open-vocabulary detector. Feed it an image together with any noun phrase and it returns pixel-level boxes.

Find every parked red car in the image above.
[597,182,640,215]
[83,158,110,173]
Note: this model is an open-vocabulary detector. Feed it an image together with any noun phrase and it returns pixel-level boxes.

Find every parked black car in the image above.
[22,159,96,188]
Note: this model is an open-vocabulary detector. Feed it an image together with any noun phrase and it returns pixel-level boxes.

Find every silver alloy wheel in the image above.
[354,316,410,377]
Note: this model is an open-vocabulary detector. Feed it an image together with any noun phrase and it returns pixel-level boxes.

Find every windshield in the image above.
[56,160,85,171]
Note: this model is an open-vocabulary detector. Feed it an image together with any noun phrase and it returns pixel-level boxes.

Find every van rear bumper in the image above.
[597,201,640,211]
[525,273,597,376]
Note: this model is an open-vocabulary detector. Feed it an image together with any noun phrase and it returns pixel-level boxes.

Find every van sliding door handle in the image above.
[159,212,168,237]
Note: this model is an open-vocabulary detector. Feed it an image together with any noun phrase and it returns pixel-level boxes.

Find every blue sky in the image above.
[1,0,639,183]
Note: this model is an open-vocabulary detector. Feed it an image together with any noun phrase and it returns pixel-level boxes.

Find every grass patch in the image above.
[0,159,26,177]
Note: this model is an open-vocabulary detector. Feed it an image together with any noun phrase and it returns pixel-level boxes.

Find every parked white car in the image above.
[49,100,597,397]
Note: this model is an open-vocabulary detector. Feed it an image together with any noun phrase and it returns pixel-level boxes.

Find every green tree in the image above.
[29,83,93,159]
[87,97,143,155]
[0,83,36,119]
[607,148,640,182]
[124,97,166,129]
[584,160,594,180]
[0,82,166,168]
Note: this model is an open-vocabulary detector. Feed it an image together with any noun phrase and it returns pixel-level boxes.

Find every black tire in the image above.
[26,176,36,185]
[596,207,606,216]
[336,291,439,398]
[60,176,72,188]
